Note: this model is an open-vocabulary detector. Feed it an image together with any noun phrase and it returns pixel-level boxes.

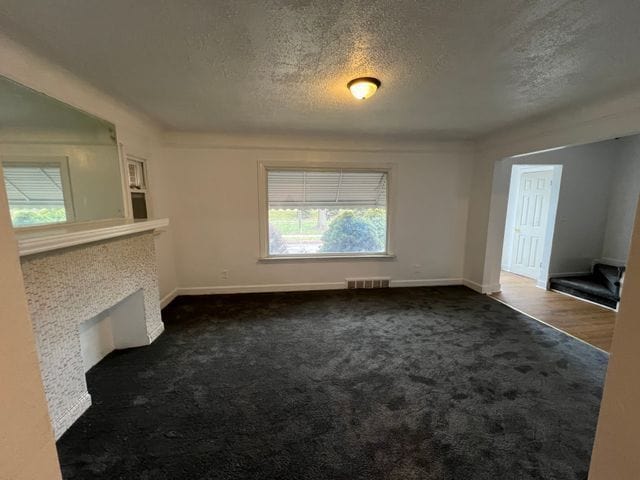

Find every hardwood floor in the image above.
[490,271,616,352]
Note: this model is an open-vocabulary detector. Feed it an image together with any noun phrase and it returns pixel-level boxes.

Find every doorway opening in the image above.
[484,135,640,351]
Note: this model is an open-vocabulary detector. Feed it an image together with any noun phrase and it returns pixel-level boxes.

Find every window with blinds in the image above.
[2,161,72,227]
[265,168,389,256]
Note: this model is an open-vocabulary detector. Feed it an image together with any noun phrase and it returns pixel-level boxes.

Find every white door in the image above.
[510,170,553,279]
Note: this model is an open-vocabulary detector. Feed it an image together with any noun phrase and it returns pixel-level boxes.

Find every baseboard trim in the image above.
[390,278,463,288]
[178,282,345,295]
[462,279,482,292]
[462,279,500,294]
[160,288,178,308]
[53,391,92,440]
[177,278,465,296]
[172,280,507,297]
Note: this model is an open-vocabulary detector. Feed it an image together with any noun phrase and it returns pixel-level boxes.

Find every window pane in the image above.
[267,169,388,255]
[3,164,69,227]
[269,207,387,255]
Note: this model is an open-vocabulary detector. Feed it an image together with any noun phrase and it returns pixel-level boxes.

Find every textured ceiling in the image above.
[1,0,640,140]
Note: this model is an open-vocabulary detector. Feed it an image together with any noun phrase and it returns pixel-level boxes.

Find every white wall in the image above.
[589,200,640,479]
[0,33,178,301]
[0,163,62,479]
[547,143,617,275]
[162,133,474,292]
[602,135,640,264]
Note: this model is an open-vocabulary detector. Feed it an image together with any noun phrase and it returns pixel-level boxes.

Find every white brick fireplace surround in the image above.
[16,219,168,438]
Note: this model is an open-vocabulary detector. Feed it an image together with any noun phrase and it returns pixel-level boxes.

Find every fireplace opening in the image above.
[79,289,148,372]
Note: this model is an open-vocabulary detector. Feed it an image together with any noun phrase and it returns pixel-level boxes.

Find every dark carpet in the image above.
[56,286,608,480]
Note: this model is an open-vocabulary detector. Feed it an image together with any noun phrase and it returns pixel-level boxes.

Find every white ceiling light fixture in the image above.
[347,77,381,100]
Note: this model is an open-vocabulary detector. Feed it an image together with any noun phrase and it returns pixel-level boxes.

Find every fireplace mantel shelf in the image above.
[15,218,169,257]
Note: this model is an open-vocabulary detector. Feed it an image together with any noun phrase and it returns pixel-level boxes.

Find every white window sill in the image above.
[258,253,396,263]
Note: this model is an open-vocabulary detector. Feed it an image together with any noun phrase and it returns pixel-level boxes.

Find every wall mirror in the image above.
[0,75,124,228]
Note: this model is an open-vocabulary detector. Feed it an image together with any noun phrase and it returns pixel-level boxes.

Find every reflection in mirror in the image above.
[0,76,124,227]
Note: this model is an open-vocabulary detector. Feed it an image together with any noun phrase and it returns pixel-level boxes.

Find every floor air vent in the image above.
[346,278,391,289]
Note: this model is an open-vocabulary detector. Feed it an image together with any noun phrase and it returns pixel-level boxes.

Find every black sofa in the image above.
[549,263,625,309]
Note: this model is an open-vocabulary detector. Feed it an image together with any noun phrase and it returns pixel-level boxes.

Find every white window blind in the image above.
[3,164,65,208]
[268,169,387,208]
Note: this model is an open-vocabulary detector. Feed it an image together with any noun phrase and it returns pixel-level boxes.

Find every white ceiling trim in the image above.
[162,131,476,155]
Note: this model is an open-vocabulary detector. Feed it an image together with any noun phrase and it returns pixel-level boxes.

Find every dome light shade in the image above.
[347,77,381,100]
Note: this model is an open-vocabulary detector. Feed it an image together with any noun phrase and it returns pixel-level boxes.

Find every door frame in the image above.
[501,164,563,288]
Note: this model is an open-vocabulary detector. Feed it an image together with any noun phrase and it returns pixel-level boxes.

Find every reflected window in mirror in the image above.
[3,157,75,227]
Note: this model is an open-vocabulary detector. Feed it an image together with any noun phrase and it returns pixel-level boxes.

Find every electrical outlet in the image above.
[221,269,229,280]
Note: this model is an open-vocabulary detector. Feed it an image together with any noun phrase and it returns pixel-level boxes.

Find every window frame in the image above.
[2,155,76,228]
[258,161,396,260]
